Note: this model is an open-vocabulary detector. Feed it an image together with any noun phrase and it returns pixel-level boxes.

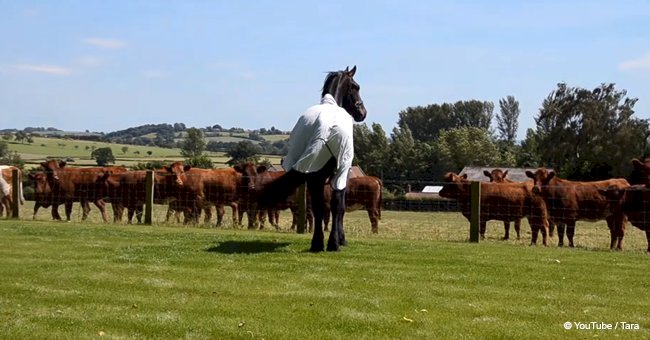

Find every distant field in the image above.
[5,137,282,169]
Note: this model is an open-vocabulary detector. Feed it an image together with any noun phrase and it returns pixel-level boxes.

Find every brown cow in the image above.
[599,185,650,252]
[483,169,521,240]
[525,168,629,249]
[97,166,185,223]
[170,163,258,226]
[323,176,382,233]
[38,160,128,222]
[440,172,550,245]
[0,165,25,217]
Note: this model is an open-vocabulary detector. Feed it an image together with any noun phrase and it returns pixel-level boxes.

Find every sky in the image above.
[1,0,650,141]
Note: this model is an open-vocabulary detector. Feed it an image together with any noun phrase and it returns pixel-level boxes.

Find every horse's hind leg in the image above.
[330,189,347,247]
[307,177,325,252]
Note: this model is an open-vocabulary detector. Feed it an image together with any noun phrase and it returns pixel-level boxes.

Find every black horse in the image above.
[257,66,367,252]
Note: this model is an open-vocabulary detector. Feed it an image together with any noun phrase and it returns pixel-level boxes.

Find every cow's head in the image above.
[40,159,65,182]
[163,162,190,186]
[234,162,261,193]
[525,168,555,195]
[28,171,53,207]
[439,172,469,200]
[632,158,650,186]
[484,169,508,183]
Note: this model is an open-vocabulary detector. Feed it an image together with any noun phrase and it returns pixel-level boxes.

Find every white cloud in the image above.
[84,38,127,49]
[11,64,71,75]
[76,56,104,68]
[619,52,650,72]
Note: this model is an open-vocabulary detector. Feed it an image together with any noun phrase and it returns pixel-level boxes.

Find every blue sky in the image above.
[1,0,649,141]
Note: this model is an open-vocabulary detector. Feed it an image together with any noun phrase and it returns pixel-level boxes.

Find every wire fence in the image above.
[3,167,650,252]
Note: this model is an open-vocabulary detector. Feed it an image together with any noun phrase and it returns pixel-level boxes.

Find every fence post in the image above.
[469,181,480,243]
[11,169,20,218]
[144,170,154,225]
[296,183,307,234]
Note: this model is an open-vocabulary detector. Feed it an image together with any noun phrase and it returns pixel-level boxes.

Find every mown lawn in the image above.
[0,211,647,339]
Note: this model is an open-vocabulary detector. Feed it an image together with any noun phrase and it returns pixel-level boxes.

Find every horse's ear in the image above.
[348,65,357,77]
[344,66,349,72]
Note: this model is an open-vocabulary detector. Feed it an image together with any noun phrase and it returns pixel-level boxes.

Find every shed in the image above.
[458,166,553,183]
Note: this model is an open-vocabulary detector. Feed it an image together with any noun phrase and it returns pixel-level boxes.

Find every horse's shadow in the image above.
[206,240,292,254]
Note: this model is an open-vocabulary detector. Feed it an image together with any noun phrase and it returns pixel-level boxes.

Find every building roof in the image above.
[458,166,553,182]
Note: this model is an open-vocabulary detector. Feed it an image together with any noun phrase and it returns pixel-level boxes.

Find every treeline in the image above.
[352,83,649,194]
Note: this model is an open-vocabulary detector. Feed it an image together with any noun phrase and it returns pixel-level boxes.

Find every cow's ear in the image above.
[40,162,47,168]
[183,165,192,172]
[233,164,242,173]
[257,165,267,173]
[548,171,555,180]
[460,174,468,180]
[28,173,36,180]
[163,166,171,173]
[443,172,454,182]
[59,161,67,168]
[503,170,509,178]
[632,158,644,170]
[525,170,534,179]
[483,170,491,178]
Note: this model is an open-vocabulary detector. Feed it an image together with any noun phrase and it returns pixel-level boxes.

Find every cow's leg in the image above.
[231,202,239,226]
[502,221,510,240]
[530,223,539,245]
[369,208,379,234]
[205,205,215,225]
[51,204,62,220]
[135,205,143,223]
[94,200,109,223]
[514,219,521,240]
[606,215,624,250]
[257,209,266,229]
[479,222,487,240]
[33,202,42,219]
[566,223,576,248]
[127,207,135,224]
[548,222,555,238]
[112,202,124,223]
[65,200,74,221]
[557,223,566,247]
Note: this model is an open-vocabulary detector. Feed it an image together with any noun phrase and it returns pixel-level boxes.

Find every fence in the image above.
[6,167,650,251]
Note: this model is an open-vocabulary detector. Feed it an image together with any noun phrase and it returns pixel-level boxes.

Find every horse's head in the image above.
[322,65,367,122]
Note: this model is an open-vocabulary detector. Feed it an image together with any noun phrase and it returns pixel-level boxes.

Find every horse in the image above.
[257,66,367,252]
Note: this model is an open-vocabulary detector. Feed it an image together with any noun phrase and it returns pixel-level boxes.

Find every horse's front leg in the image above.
[307,178,325,252]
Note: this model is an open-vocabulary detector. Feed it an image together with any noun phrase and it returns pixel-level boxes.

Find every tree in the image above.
[0,142,24,169]
[534,83,645,178]
[226,140,261,166]
[14,131,27,144]
[435,127,503,173]
[1,134,12,142]
[91,147,115,166]
[121,146,129,154]
[147,150,153,156]
[497,96,520,144]
[180,128,206,159]
[353,123,390,178]
[397,100,494,143]
[0,141,8,158]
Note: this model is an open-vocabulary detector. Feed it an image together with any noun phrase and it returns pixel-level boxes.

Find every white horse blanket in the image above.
[282,94,354,190]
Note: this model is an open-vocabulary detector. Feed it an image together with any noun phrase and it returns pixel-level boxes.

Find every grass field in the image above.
[5,137,283,169]
[1,207,647,339]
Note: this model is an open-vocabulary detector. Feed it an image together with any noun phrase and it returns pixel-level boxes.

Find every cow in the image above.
[440,172,550,245]
[169,163,258,226]
[181,167,242,226]
[598,185,650,252]
[483,169,521,240]
[525,168,630,249]
[37,160,129,222]
[323,176,382,233]
[96,162,190,224]
[0,165,25,217]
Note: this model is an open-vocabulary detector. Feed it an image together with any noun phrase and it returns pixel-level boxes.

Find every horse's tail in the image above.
[257,170,305,209]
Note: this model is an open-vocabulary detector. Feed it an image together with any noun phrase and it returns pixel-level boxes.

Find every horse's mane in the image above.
[321,71,343,99]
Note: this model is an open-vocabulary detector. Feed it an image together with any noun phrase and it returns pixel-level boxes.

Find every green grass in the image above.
[1,209,648,339]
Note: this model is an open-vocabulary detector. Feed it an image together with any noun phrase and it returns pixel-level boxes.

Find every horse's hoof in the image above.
[326,245,340,252]
[309,247,324,253]
[502,236,509,241]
